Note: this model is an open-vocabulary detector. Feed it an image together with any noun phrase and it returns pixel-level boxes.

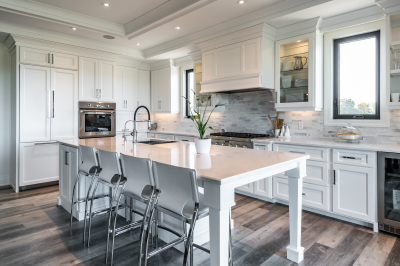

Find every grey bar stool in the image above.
[106,153,155,266]
[69,145,103,243]
[86,148,125,247]
[140,161,233,266]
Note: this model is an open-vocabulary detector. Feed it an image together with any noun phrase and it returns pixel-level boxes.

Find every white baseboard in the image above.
[0,174,10,186]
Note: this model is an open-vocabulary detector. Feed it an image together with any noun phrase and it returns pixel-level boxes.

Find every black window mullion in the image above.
[185,69,194,118]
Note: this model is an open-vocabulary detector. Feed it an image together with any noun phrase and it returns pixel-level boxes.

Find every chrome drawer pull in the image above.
[342,156,360,160]
[290,151,306,154]
[34,142,57,145]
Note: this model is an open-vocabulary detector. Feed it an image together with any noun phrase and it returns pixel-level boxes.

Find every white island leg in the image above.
[285,160,306,263]
[203,180,235,266]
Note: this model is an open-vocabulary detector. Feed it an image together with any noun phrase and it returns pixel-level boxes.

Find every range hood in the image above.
[196,24,275,94]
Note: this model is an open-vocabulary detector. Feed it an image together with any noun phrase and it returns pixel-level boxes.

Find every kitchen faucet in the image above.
[123,106,151,143]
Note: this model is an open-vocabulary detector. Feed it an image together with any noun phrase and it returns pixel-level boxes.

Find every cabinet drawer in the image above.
[175,135,195,142]
[155,133,174,140]
[20,47,50,66]
[253,142,272,151]
[275,161,331,186]
[333,149,376,168]
[273,177,330,211]
[273,144,330,162]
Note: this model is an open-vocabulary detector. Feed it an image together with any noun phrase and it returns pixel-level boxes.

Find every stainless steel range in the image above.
[208,132,270,149]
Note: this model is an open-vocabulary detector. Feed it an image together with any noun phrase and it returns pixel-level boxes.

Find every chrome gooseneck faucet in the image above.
[123,106,151,143]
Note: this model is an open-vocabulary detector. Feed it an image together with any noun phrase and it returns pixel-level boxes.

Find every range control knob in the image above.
[221,143,225,146]
[106,104,110,108]
[87,103,92,107]
[96,104,101,107]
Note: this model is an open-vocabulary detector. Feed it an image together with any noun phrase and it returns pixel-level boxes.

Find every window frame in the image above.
[333,30,381,120]
[185,68,194,118]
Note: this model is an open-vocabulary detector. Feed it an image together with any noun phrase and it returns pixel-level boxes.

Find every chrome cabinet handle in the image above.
[342,156,359,160]
[48,53,51,64]
[290,151,306,154]
[333,170,336,185]
[65,151,69,165]
[158,101,161,109]
[34,142,57,145]
[52,91,55,118]
[52,54,54,64]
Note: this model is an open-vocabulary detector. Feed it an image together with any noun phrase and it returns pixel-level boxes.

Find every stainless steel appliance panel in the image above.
[79,101,116,139]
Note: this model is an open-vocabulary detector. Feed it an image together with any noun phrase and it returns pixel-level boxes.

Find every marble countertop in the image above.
[58,137,309,184]
[252,137,400,153]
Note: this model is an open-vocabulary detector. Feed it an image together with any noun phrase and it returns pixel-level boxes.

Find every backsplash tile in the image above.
[150,91,400,144]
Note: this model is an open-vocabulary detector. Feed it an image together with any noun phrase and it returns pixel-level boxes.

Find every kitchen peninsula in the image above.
[58,137,309,265]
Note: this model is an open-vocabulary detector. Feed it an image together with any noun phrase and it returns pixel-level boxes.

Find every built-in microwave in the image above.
[79,101,116,139]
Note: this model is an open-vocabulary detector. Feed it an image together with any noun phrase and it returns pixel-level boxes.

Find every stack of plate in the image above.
[295,79,308,87]
[281,76,292,88]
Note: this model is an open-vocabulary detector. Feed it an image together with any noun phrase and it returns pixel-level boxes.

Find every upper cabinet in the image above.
[137,69,151,110]
[116,65,139,111]
[79,57,116,102]
[20,47,78,70]
[150,65,179,113]
[275,32,323,111]
[387,13,400,109]
[200,37,274,93]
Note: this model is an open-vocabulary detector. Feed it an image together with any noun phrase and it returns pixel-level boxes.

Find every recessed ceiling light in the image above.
[103,35,115,39]
[136,43,140,46]
[175,26,181,30]
[238,0,245,4]
[102,3,110,7]
[297,40,301,42]
[71,27,77,31]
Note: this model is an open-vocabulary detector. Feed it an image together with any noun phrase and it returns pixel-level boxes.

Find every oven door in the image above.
[79,110,116,138]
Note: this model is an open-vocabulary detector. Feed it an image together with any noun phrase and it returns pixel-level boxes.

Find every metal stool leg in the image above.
[229,211,233,266]
[69,175,80,230]
[87,179,100,247]
[106,185,120,262]
[110,189,125,266]
[143,206,156,266]
[83,175,96,243]
[138,196,155,266]
[183,205,199,266]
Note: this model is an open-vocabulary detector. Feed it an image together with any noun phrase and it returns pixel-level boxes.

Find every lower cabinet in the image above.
[273,176,330,211]
[175,135,195,142]
[155,133,174,140]
[19,142,59,186]
[235,182,254,194]
[59,144,79,209]
[332,163,376,222]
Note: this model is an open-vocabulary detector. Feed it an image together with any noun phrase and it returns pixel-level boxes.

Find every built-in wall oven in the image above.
[79,101,116,139]
[378,152,400,235]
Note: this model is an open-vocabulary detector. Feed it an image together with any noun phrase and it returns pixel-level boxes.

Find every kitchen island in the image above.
[57,137,309,265]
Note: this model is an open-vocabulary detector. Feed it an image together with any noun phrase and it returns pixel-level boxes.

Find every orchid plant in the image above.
[183,90,224,139]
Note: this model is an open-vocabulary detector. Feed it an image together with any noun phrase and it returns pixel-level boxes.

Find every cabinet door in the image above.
[19,142,59,186]
[175,135,195,142]
[115,66,125,110]
[20,64,51,142]
[79,57,98,100]
[124,66,138,111]
[151,68,170,112]
[98,60,116,101]
[235,182,254,194]
[51,52,78,70]
[333,163,375,222]
[155,133,174,140]
[59,145,70,206]
[253,177,272,198]
[50,68,78,140]
[137,69,151,110]
[20,47,50,67]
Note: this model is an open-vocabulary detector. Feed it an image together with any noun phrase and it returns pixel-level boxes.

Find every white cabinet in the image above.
[332,163,376,222]
[200,37,274,93]
[50,68,78,140]
[155,133,174,140]
[19,142,59,186]
[116,65,138,111]
[79,57,116,102]
[59,144,79,208]
[175,135,195,142]
[20,47,78,70]
[150,66,179,113]
[275,32,323,111]
[235,182,254,194]
[137,69,151,110]
[19,64,51,142]
[253,177,272,198]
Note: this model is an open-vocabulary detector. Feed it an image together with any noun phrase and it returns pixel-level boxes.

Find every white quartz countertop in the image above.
[252,137,400,153]
[58,137,309,184]
[147,131,201,137]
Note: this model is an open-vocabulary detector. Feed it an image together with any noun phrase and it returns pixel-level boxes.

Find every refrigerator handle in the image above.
[52,91,55,118]
[333,170,336,185]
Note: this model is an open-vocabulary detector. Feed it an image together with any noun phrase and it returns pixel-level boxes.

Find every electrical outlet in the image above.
[299,121,303,130]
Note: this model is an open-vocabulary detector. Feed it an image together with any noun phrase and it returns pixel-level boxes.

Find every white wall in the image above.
[0,43,11,186]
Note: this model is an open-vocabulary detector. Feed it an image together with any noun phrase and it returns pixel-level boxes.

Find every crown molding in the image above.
[320,5,384,33]
[276,17,323,40]
[0,0,125,36]
[375,0,400,15]
[150,59,174,70]
[189,50,202,61]
[125,0,216,40]
[0,19,145,61]
[143,0,332,59]
[173,55,193,67]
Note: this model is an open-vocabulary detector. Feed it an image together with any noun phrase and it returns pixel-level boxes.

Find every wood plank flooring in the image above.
[1,186,400,265]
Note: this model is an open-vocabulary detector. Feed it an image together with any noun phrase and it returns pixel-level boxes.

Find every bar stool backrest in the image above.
[120,154,154,198]
[79,145,98,174]
[97,149,122,183]
[152,161,199,217]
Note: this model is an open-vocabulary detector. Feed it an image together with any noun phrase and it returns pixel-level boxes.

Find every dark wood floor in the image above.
[1,186,399,266]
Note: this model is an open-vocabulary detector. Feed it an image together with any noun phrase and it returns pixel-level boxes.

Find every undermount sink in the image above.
[136,139,177,145]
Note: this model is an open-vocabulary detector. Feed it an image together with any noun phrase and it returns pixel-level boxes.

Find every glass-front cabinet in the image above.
[275,32,323,111]
[388,13,400,109]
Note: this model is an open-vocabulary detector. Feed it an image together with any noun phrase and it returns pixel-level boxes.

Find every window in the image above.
[333,30,380,120]
[185,69,194,118]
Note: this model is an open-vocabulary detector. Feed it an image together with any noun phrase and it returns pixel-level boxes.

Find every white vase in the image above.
[195,138,211,154]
